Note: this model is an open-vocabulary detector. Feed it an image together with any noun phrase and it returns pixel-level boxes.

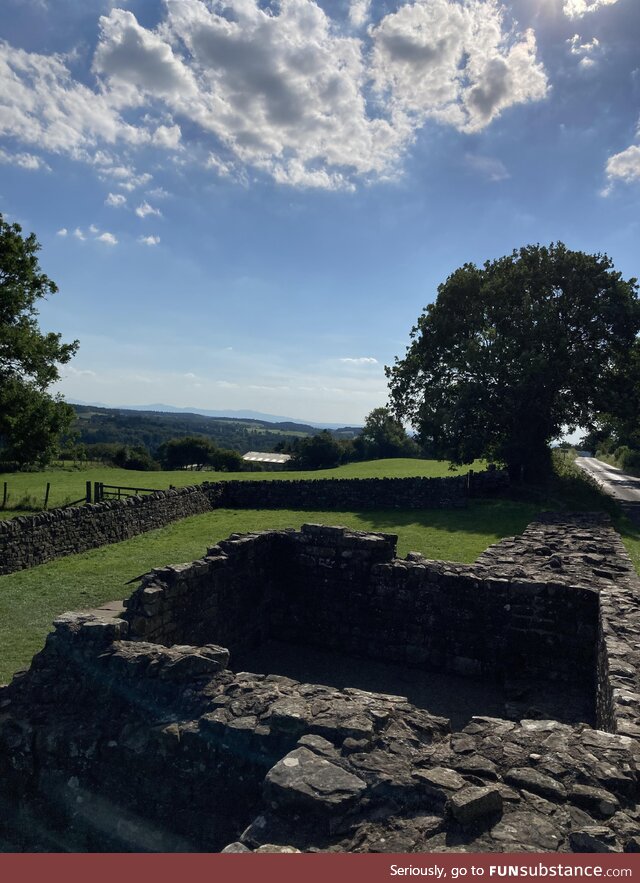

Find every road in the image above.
[575,456,640,523]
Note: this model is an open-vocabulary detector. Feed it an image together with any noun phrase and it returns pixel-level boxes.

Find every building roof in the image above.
[242,451,292,464]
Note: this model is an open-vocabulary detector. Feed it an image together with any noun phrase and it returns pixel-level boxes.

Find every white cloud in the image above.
[73,227,85,240]
[105,191,126,207]
[465,153,510,181]
[563,0,619,19]
[97,231,118,244]
[349,0,371,28]
[567,34,601,68]
[151,123,181,149]
[370,0,549,134]
[97,162,152,190]
[340,356,379,364]
[89,223,99,234]
[605,144,640,185]
[0,0,550,191]
[0,147,50,170]
[64,365,97,378]
[93,8,197,99]
[56,227,68,236]
[135,200,161,218]
[0,41,150,156]
[139,234,160,245]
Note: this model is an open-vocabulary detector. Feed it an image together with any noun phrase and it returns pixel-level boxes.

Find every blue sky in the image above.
[1,0,639,424]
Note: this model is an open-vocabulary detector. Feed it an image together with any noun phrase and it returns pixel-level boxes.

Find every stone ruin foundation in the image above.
[0,513,639,853]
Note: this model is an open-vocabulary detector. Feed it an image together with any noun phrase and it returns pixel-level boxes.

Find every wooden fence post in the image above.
[94,481,101,503]
[2,482,7,508]
[44,482,51,509]
[86,481,92,504]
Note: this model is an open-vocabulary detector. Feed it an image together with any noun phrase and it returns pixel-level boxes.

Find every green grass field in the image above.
[1,454,638,685]
[0,458,484,512]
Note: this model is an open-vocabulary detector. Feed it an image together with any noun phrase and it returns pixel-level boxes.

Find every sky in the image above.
[1,0,639,425]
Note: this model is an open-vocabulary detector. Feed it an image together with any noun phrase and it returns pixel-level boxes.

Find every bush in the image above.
[618,447,640,471]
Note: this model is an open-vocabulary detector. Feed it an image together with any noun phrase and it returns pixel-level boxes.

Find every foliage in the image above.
[387,243,640,481]
[112,445,160,471]
[354,407,420,460]
[157,436,244,471]
[287,430,344,469]
[0,215,79,467]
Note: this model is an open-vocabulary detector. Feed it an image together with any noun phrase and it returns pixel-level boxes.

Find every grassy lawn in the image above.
[0,458,484,513]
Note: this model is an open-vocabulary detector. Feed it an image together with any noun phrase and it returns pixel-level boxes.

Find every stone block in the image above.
[447,785,503,824]
[264,747,367,815]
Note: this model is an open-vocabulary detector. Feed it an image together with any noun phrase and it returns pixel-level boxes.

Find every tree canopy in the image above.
[0,215,79,467]
[386,243,640,480]
[354,407,419,459]
[157,436,243,471]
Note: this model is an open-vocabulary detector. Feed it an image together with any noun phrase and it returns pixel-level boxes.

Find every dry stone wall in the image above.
[1,513,638,853]
[0,485,212,575]
[0,470,507,575]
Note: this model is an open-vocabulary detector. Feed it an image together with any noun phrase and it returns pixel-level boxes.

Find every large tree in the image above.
[0,214,79,467]
[354,406,419,459]
[386,243,640,481]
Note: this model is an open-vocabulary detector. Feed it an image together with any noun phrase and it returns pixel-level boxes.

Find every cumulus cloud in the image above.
[605,144,640,185]
[0,147,50,170]
[151,123,181,149]
[0,0,550,190]
[139,234,160,245]
[0,41,149,155]
[93,8,196,99]
[135,200,161,218]
[56,227,68,236]
[370,0,548,133]
[97,161,153,190]
[96,231,118,244]
[340,356,379,364]
[73,227,85,240]
[105,191,126,207]
[349,0,371,28]
[563,0,619,18]
[567,34,601,68]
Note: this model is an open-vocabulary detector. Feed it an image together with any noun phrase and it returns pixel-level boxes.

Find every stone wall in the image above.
[1,514,639,853]
[0,471,509,575]
[0,485,212,575]
[211,475,469,510]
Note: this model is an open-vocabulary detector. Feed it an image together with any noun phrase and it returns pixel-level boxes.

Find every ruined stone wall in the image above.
[272,530,598,686]
[1,472,509,575]
[1,514,639,853]
[124,523,599,692]
[123,530,292,652]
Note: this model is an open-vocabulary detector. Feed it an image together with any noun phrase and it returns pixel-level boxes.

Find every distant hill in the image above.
[69,404,362,456]
[69,400,361,432]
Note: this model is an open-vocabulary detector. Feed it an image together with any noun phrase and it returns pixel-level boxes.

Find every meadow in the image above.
[0,457,485,515]
[1,456,638,685]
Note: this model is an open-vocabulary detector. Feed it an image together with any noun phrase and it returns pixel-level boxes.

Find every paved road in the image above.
[575,456,640,523]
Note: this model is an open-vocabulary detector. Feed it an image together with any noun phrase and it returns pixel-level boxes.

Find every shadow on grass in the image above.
[355,500,538,540]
